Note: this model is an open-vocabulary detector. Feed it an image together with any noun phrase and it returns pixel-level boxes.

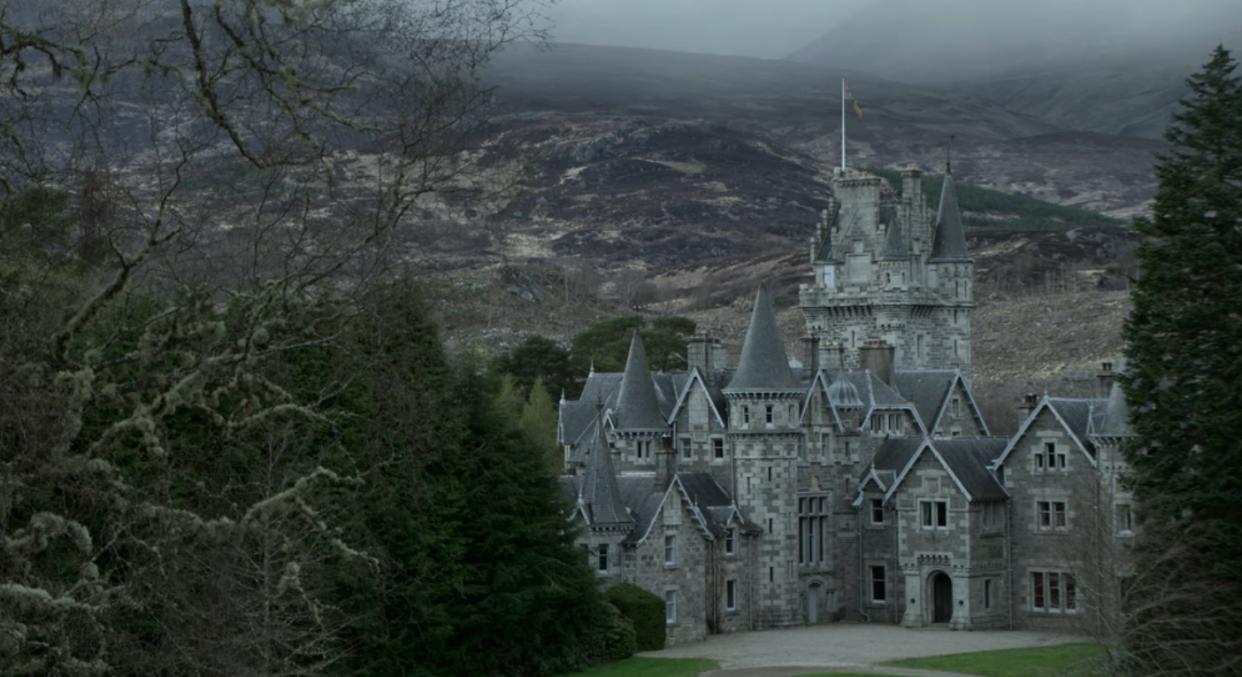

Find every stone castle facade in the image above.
[557,167,1134,645]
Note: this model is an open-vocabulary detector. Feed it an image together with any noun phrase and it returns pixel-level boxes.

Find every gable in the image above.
[994,399,1098,470]
[668,368,726,429]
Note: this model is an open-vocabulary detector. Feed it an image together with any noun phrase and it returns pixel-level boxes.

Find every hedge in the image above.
[607,584,666,651]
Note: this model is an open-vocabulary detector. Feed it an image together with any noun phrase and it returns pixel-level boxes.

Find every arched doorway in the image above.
[806,583,821,624]
[930,572,953,624]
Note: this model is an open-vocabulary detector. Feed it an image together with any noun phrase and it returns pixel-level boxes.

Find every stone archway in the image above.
[929,571,953,624]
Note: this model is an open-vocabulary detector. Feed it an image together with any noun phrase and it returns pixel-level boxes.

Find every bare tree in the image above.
[0,1,545,673]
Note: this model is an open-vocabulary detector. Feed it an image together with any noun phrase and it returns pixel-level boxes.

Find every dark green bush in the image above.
[607,584,665,651]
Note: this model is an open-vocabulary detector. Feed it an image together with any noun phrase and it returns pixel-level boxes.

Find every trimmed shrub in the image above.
[607,584,666,651]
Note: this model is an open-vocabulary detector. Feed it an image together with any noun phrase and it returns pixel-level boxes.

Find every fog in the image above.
[546,0,1242,80]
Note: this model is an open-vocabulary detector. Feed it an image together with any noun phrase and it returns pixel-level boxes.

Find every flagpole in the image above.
[840,79,846,171]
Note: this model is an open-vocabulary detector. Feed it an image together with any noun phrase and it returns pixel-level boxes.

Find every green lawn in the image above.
[882,642,1109,677]
[563,657,720,677]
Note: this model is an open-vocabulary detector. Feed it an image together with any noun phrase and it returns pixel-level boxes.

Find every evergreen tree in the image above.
[521,379,563,475]
[1121,45,1242,675]
[569,316,696,376]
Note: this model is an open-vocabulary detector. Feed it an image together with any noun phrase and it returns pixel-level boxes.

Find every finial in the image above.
[946,134,956,174]
[560,389,566,403]
[588,359,595,375]
[838,341,847,370]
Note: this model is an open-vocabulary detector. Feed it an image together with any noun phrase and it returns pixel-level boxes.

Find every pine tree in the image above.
[1121,45,1242,675]
[521,379,563,475]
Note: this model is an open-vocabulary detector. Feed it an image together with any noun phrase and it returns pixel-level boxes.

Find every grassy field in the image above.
[882,642,1110,677]
[562,657,720,677]
[868,168,1121,231]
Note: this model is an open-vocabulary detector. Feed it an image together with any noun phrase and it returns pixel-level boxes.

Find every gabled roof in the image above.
[576,418,634,527]
[993,396,1105,469]
[893,369,991,436]
[884,437,978,501]
[631,473,747,544]
[613,333,667,431]
[933,438,1009,501]
[667,368,727,428]
[558,399,596,447]
[929,172,970,262]
[725,287,801,393]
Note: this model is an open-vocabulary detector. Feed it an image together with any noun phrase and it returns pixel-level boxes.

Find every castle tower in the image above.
[574,410,635,581]
[799,165,972,373]
[926,171,973,371]
[723,287,803,627]
[610,332,669,474]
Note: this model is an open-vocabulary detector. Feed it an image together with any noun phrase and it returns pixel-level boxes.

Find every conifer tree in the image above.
[1121,45,1242,675]
[521,379,563,475]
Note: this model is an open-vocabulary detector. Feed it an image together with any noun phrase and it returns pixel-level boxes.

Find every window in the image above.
[1037,442,1067,471]
[951,397,961,417]
[1036,501,1067,530]
[1030,571,1078,613]
[664,535,678,566]
[679,437,691,460]
[665,590,679,624]
[768,518,773,534]
[1116,504,1133,534]
[789,404,796,421]
[920,500,948,529]
[985,579,993,609]
[725,528,736,556]
[769,566,774,583]
[765,404,774,425]
[870,565,887,602]
[742,406,750,426]
[712,438,724,460]
[768,466,773,482]
[798,494,829,566]
[597,544,608,572]
[636,440,652,460]
[870,498,885,525]
[725,579,737,611]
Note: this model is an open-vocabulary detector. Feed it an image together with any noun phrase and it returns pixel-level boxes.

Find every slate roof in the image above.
[1047,397,1106,445]
[880,219,907,260]
[1095,382,1133,437]
[826,370,864,408]
[893,370,956,428]
[871,437,924,473]
[614,333,667,430]
[929,172,970,262]
[725,287,801,393]
[933,437,1009,501]
[558,399,597,448]
[577,418,633,527]
[676,472,736,538]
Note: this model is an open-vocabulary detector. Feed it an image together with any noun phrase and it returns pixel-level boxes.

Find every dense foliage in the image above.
[607,584,667,652]
[869,168,1120,230]
[569,316,697,379]
[1121,45,1242,675]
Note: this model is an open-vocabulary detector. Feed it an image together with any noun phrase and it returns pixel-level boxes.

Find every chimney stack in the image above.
[1097,360,1117,398]
[800,336,820,378]
[655,435,676,491]
[860,338,896,386]
[1017,392,1039,427]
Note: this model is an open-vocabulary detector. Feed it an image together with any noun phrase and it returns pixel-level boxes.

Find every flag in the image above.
[844,81,864,120]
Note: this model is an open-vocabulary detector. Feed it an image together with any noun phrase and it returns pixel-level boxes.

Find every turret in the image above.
[612,332,669,472]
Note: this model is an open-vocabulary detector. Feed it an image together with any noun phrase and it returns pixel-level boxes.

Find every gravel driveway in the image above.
[642,624,1085,671]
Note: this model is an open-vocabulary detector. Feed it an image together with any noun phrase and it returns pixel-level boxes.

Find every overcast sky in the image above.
[544,0,1242,61]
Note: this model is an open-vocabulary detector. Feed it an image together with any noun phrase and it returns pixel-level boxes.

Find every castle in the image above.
[557,167,1134,645]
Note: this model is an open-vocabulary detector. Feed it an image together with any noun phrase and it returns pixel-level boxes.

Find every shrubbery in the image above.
[607,584,666,651]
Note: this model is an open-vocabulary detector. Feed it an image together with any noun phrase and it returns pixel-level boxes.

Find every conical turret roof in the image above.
[930,172,970,262]
[880,220,907,260]
[1099,382,1133,437]
[725,287,801,393]
[614,332,666,430]
[578,414,632,526]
